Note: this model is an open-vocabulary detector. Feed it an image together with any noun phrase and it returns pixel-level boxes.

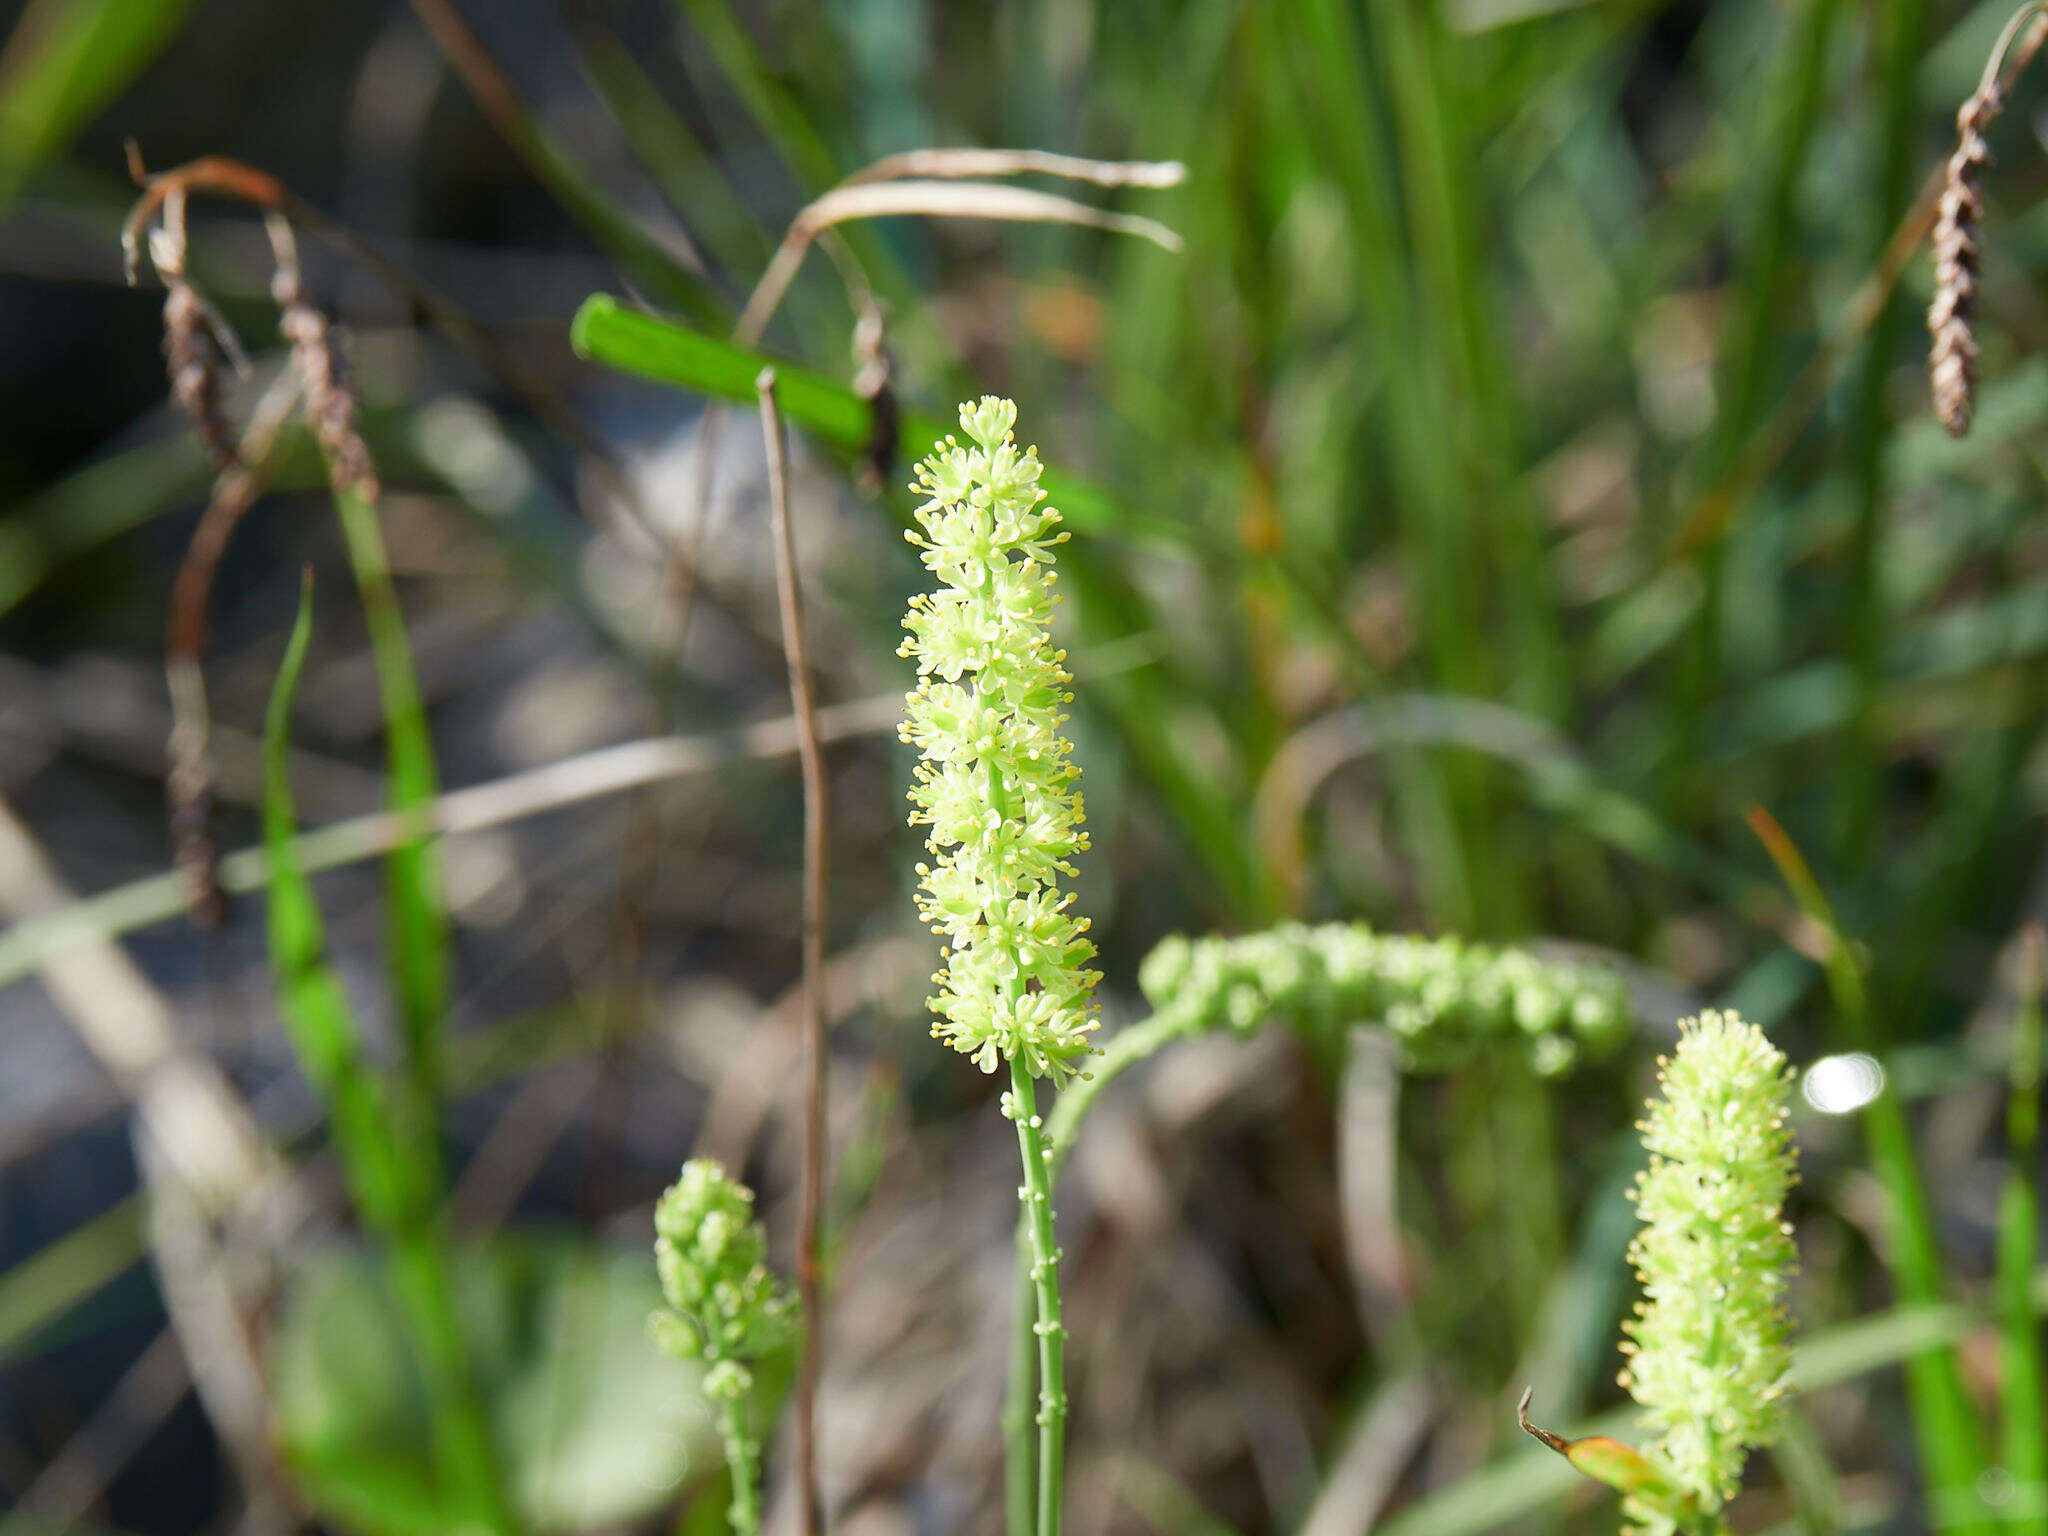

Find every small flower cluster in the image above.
[1137,922,1632,1077]
[649,1159,798,1405]
[900,397,1100,1082]
[1618,1011,1796,1528]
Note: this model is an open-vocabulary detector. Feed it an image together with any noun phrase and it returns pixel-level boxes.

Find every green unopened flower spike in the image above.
[1135,921,1633,1077]
[1618,1011,1797,1532]
[899,395,1101,1083]
[649,1159,798,1536]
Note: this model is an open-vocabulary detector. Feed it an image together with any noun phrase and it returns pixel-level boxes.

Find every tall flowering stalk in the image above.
[900,397,1098,1536]
[1619,1011,1797,1533]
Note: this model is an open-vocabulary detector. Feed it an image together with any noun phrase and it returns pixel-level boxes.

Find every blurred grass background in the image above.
[1,0,2047,1533]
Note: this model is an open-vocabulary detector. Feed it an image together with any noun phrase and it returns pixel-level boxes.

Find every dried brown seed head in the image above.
[1929,84,2002,436]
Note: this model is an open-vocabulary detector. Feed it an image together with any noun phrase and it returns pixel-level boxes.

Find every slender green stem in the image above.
[717,1398,762,1536]
[1009,1013,1181,1536]
[1999,928,2046,1535]
[1007,1005,1190,1532]
[1004,1237,1037,1536]
[1044,1012,1185,1179]
[1009,1064,1067,1536]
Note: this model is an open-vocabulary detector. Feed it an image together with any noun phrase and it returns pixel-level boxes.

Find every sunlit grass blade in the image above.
[263,573,513,1536]
[1747,805,1992,1535]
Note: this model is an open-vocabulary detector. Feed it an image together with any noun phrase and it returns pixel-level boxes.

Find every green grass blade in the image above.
[0,430,214,618]
[1369,0,1565,723]
[1673,0,1845,804]
[2000,928,2047,1534]
[404,0,724,326]
[671,0,839,194]
[0,1196,146,1367]
[1767,1407,1849,1536]
[1749,806,1993,1533]
[264,574,427,1231]
[664,0,918,334]
[568,21,770,279]
[0,0,196,208]
[263,572,514,1535]
[328,485,451,1115]
[1835,0,1929,869]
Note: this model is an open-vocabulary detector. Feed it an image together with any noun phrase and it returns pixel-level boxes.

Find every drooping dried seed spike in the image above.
[269,217,380,503]
[149,201,241,470]
[1927,3,2048,435]
[1929,82,2003,436]
[163,282,239,469]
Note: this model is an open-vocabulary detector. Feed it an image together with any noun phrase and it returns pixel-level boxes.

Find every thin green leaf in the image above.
[1747,807,1992,1531]
[402,0,724,326]
[0,0,196,208]
[0,1196,145,1367]
[2000,927,2047,1535]
[263,572,514,1535]
[327,486,451,1114]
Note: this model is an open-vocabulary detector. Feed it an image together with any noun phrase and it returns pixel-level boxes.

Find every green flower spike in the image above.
[650,1159,798,1536]
[1136,922,1633,1078]
[899,395,1101,1084]
[1618,1011,1797,1533]
[902,397,1096,1536]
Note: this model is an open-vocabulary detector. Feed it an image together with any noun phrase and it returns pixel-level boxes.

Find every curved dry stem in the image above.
[844,148,1185,188]
[735,149,1185,347]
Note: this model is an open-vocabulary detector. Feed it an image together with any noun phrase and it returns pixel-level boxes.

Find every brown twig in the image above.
[758,368,831,1536]
[164,368,305,927]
